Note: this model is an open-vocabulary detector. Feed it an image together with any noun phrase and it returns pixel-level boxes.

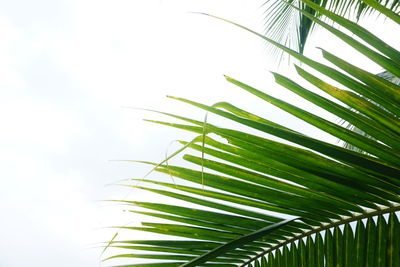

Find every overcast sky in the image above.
[1,1,399,266]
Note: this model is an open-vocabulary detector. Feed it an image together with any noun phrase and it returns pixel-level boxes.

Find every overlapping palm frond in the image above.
[262,0,400,59]
[340,70,399,152]
[104,0,400,266]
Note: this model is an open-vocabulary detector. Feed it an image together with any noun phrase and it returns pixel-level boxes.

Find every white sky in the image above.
[1,1,399,266]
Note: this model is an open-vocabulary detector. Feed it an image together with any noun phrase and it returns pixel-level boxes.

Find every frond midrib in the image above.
[240,202,400,266]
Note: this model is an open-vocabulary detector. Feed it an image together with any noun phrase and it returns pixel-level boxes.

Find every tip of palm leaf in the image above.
[125,178,152,183]
[132,160,158,166]
[120,105,143,111]
[187,11,211,16]
[269,71,279,77]
[104,178,134,187]
[101,232,119,259]
[103,199,135,205]
[143,119,161,124]
[223,75,236,84]
[192,12,222,20]
[224,76,238,84]
[293,64,301,71]
[101,255,116,262]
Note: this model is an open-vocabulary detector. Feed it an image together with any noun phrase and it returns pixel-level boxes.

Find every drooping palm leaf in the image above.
[105,1,400,266]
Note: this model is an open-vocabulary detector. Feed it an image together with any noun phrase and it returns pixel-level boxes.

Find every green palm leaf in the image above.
[262,0,400,58]
[105,0,400,266]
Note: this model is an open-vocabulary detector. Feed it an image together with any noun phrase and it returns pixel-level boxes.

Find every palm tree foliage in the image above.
[105,1,400,266]
[340,70,399,152]
[262,0,400,57]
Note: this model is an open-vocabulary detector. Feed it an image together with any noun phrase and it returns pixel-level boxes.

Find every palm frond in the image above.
[105,0,400,266]
[339,70,400,153]
[262,0,400,59]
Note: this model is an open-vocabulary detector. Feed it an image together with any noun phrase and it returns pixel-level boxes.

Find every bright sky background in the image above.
[1,0,399,266]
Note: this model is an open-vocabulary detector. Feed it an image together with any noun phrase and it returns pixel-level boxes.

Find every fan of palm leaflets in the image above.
[262,0,400,57]
[104,1,400,266]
